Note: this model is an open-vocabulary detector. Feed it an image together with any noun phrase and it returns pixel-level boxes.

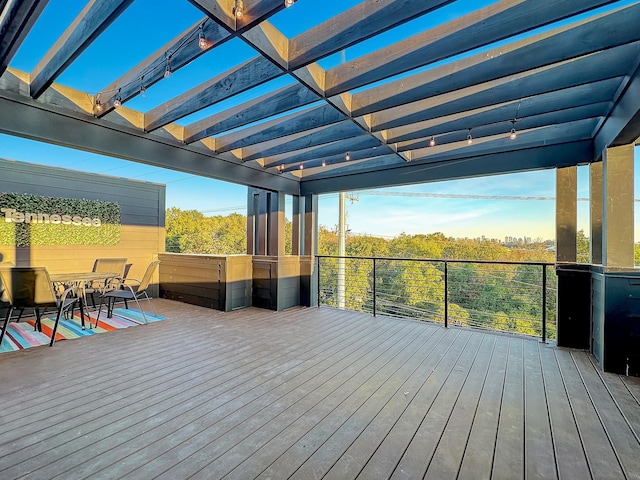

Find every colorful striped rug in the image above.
[0,307,165,353]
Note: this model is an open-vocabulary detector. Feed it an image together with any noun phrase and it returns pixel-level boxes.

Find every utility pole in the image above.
[337,192,358,309]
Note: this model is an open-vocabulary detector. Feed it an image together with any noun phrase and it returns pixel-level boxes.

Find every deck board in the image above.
[1,300,640,479]
[555,349,626,479]
[538,344,591,480]
[492,338,525,480]
[456,335,509,480]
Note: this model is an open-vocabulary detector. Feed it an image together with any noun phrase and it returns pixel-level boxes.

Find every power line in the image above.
[358,190,640,202]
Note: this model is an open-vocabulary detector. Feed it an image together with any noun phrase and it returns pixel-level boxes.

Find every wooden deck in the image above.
[1,299,639,480]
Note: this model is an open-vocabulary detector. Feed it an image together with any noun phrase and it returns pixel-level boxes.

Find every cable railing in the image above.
[317,255,556,342]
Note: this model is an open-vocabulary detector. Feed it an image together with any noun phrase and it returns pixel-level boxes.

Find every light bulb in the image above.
[235,0,244,18]
[510,128,517,140]
[284,0,294,7]
[345,152,350,161]
[95,100,102,112]
[164,64,171,78]
[467,133,473,145]
[113,92,122,108]
[299,163,304,170]
[198,31,207,50]
[321,160,326,167]
[429,136,435,147]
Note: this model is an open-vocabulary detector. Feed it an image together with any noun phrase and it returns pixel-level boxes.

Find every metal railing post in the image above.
[373,258,377,317]
[444,261,448,328]
[542,264,547,343]
[317,256,321,309]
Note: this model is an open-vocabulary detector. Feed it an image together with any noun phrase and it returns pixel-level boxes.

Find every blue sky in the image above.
[1,0,639,241]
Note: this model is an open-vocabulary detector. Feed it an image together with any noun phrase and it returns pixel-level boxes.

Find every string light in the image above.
[164,62,172,78]
[509,119,517,140]
[467,129,473,145]
[299,163,304,170]
[345,152,350,161]
[113,89,122,108]
[94,92,103,114]
[321,160,326,167]
[429,136,436,147]
[234,0,244,19]
[284,0,294,7]
[198,27,207,50]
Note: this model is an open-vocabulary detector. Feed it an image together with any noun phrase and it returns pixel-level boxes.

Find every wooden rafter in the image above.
[145,55,281,132]
[288,0,455,70]
[264,136,383,169]
[368,43,640,132]
[214,103,346,153]
[241,121,365,162]
[351,4,640,118]
[0,0,49,77]
[188,0,286,33]
[324,0,620,96]
[399,103,608,153]
[30,0,134,99]
[386,78,622,145]
[96,18,230,116]
[184,82,320,143]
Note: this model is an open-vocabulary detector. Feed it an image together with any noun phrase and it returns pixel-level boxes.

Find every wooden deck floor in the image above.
[1,299,639,480]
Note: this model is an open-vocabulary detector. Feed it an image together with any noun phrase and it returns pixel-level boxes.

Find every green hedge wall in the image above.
[0,192,121,247]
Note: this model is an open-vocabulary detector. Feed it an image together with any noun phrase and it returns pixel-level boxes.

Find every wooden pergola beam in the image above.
[288,0,455,70]
[595,56,640,151]
[264,136,383,168]
[30,0,134,99]
[351,4,640,118]
[369,43,639,132]
[386,78,621,144]
[398,103,608,153]
[214,104,346,153]
[0,93,300,194]
[324,0,620,97]
[280,145,394,172]
[188,0,286,33]
[407,119,599,163]
[97,18,229,116]
[300,140,593,194]
[184,82,320,143]
[145,56,282,132]
[241,121,365,162]
[0,0,49,77]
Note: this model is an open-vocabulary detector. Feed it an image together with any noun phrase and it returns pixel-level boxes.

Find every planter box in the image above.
[158,253,252,311]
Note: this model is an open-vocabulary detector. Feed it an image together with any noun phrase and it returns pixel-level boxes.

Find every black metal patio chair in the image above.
[0,266,81,347]
[97,260,160,325]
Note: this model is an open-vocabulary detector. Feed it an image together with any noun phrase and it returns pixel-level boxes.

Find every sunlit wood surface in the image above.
[1,299,639,479]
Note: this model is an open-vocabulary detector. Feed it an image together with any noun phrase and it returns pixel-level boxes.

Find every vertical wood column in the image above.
[590,161,603,265]
[292,196,302,256]
[247,187,268,255]
[556,166,577,263]
[602,144,634,267]
[267,191,285,257]
[304,193,318,256]
[300,193,318,307]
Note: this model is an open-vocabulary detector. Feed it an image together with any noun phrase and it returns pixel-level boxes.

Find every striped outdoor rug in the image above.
[0,307,165,353]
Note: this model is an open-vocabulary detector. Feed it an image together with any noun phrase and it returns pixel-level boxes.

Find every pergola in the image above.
[1,1,640,371]
[1,0,639,193]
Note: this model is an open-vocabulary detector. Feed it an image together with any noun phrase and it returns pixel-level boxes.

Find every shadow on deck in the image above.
[0,299,639,479]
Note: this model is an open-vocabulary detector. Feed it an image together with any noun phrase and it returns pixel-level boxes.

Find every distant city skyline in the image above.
[1,134,638,242]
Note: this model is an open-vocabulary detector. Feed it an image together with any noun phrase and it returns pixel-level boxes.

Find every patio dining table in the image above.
[49,272,121,329]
